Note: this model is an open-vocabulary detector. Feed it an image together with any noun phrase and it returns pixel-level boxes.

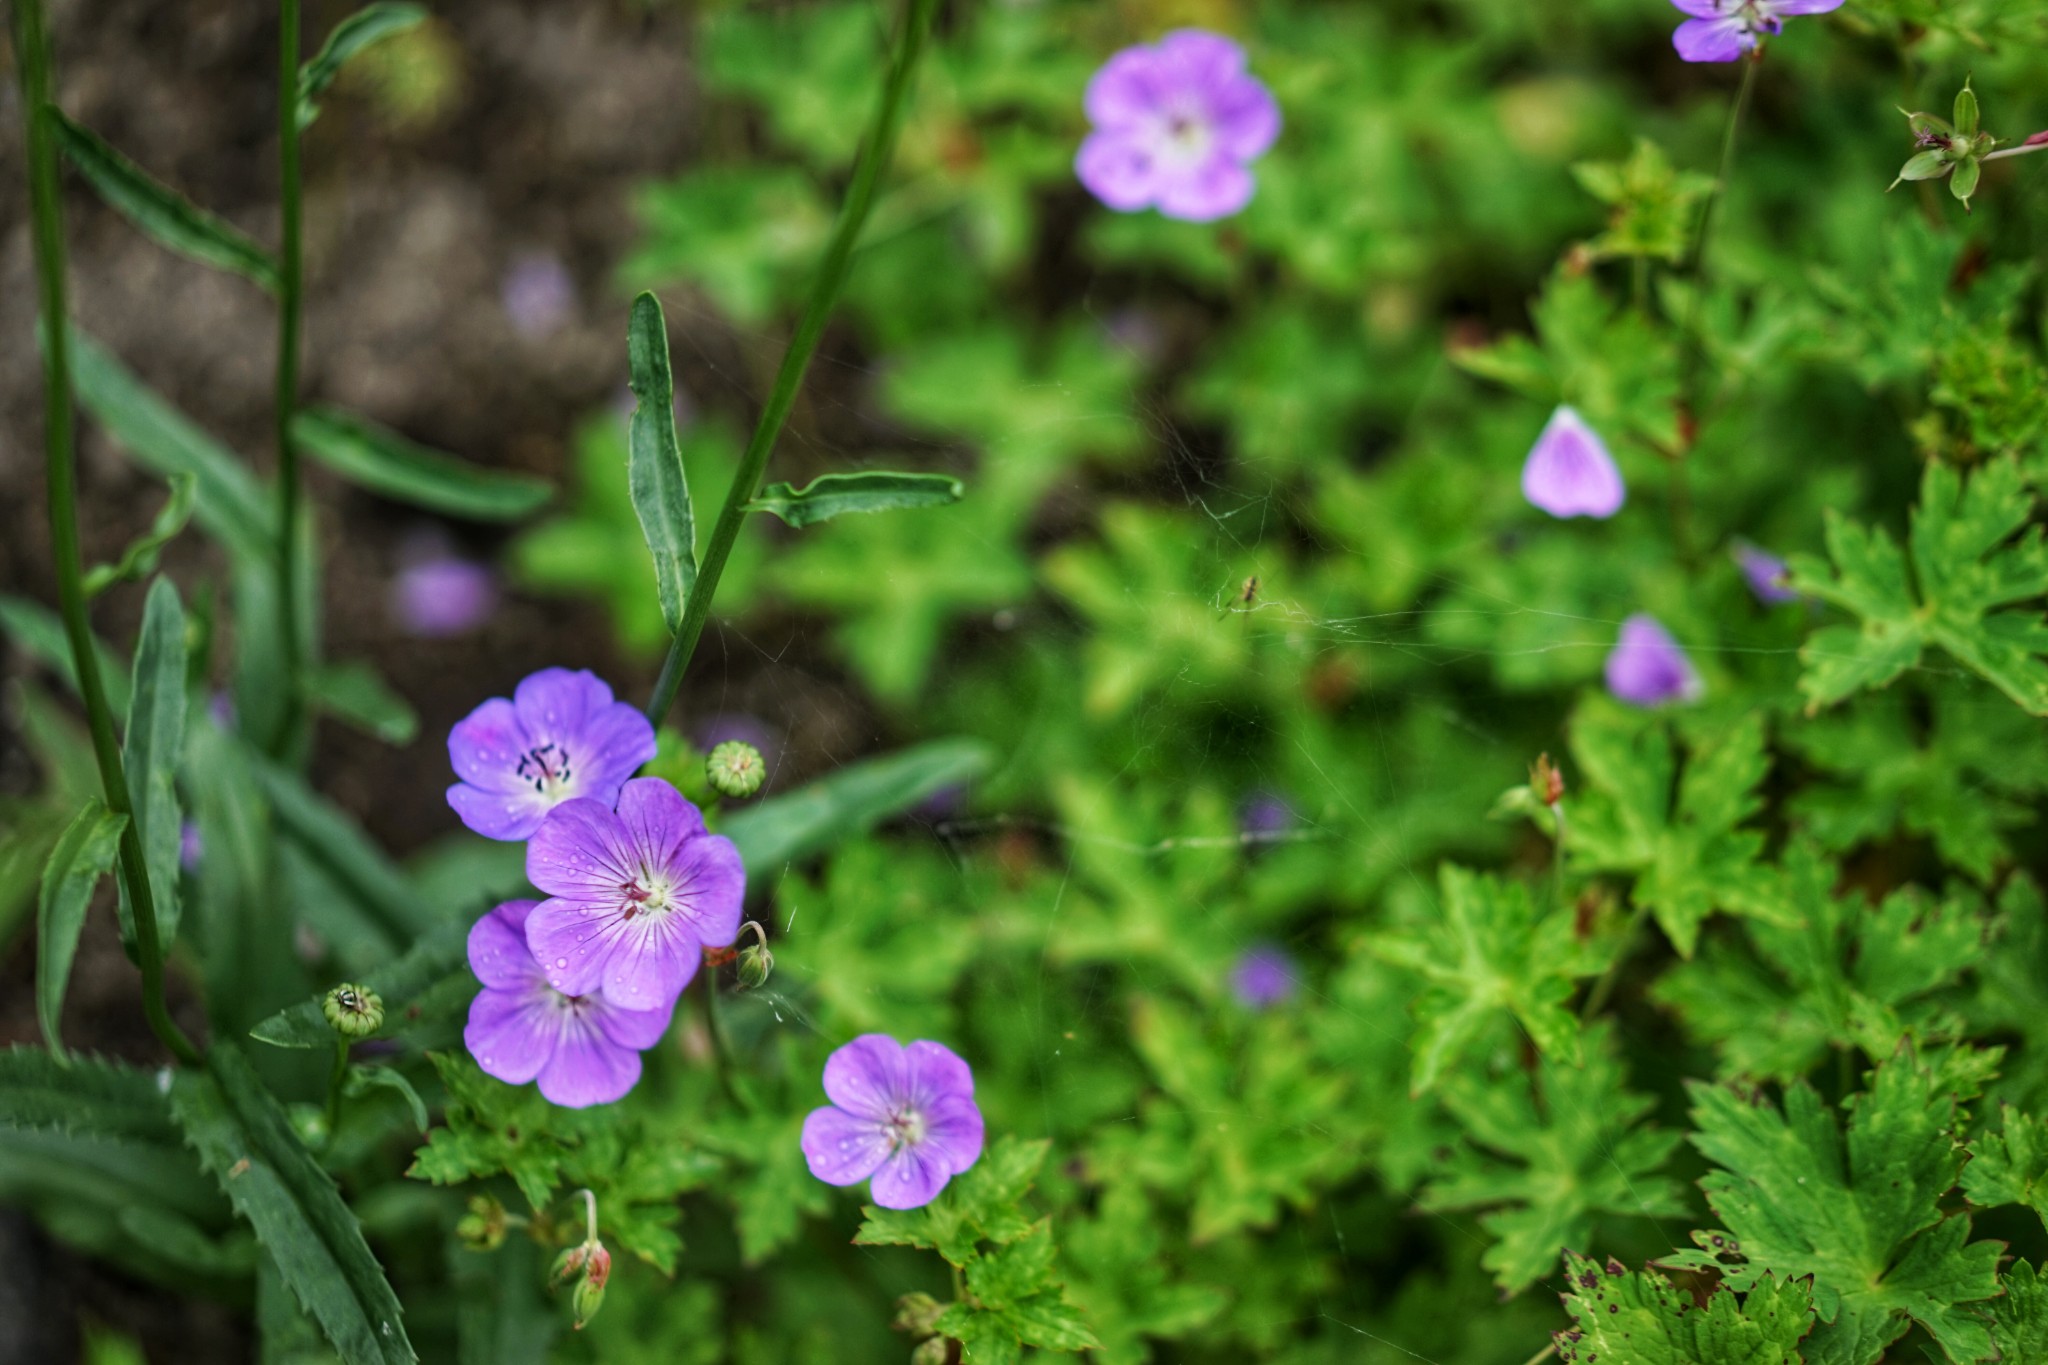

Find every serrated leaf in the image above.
[855,1136,1050,1268]
[625,293,696,636]
[291,407,551,522]
[746,470,964,528]
[1963,1105,2048,1233]
[52,112,280,290]
[36,799,128,1057]
[170,1042,416,1364]
[1553,1252,1814,1364]
[1683,1050,2001,1364]
[720,737,991,875]
[1990,1260,2048,1358]
[83,473,198,598]
[298,4,430,129]
[0,1046,178,1143]
[305,661,419,745]
[117,577,187,958]
[251,919,468,1049]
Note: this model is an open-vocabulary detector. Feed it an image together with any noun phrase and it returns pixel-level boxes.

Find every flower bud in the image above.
[455,1195,507,1252]
[706,741,766,800]
[571,1245,611,1331]
[1529,753,1565,808]
[323,983,384,1038]
[910,1338,952,1365]
[736,939,774,991]
[893,1291,945,1337]
[549,1244,589,1288]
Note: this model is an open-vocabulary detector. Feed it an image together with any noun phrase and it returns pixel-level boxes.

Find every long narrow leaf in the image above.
[721,737,992,873]
[84,473,198,597]
[746,470,964,528]
[34,802,128,1057]
[0,1046,177,1144]
[291,407,552,522]
[298,3,430,130]
[120,577,189,955]
[52,112,280,290]
[250,920,469,1049]
[171,1042,416,1365]
[306,661,419,745]
[0,592,132,713]
[254,751,438,942]
[626,293,697,634]
[67,327,274,565]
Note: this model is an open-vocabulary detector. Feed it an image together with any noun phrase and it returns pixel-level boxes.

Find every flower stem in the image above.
[1983,140,2048,162]
[1580,902,1652,1021]
[1519,1344,1559,1365]
[322,1037,349,1145]
[1692,48,1762,278]
[12,0,200,1068]
[643,0,939,728]
[696,972,753,1114]
[273,0,308,760]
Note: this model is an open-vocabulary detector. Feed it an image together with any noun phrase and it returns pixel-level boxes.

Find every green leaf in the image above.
[120,577,188,956]
[51,112,280,290]
[67,327,275,565]
[305,661,419,745]
[251,920,468,1049]
[720,737,992,874]
[1674,1050,2001,1364]
[0,1046,178,1144]
[1569,138,1717,264]
[298,4,430,129]
[170,1042,416,1365]
[253,751,439,947]
[1552,1252,1815,1365]
[1372,864,1588,1095]
[344,1067,429,1133]
[1791,457,2048,715]
[856,1136,1051,1268]
[36,800,128,1057]
[1419,1024,1686,1294]
[1990,1261,2048,1359]
[746,470,964,528]
[625,292,696,636]
[291,407,551,522]
[1963,1104,2048,1234]
[953,1222,1102,1354]
[83,474,198,598]
[0,592,132,714]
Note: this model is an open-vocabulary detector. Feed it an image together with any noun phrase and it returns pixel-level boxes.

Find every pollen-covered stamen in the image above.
[515,742,575,795]
[886,1106,928,1152]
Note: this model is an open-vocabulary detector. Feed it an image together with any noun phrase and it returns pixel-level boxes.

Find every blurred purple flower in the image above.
[1229,945,1299,1010]
[1076,30,1280,222]
[801,1034,984,1210]
[446,668,657,841]
[207,691,237,732]
[1606,614,1703,708]
[1668,0,1843,62]
[525,777,745,1011]
[1522,407,1624,519]
[501,251,577,340]
[179,821,203,874]
[1238,791,1296,839]
[1732,540,1800,605]
[465,899,671,1108]
[391,533,498,638]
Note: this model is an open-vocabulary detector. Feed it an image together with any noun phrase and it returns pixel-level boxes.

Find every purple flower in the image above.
[464,899,671,1108]
[391,533,498,638]
[525,777,745,1011]
[446,668,657,842]
[800,1035,985,1210]
[1522,407,1625,519]
[1237,791,1296,839]
[1076,30,1281,223]
[501,251,577,341]
[1669,0,1844,63]
[1732,540,1800,604]
[179,821,204,873]
[1229,945,1299,1009]
[1605,614,1704,708]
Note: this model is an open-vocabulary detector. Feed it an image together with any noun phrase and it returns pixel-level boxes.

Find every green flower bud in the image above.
[706,741,766,800]
[910,1337,952,1365]
[549,1244,589,1288]
[736,940,774,991]
[571,1245,611,1331]
[456,1195,508,1252]
[323,983,384,1038]
[892,1291,945,1338]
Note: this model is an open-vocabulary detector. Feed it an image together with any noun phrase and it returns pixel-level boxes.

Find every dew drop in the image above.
[555,957,568,968]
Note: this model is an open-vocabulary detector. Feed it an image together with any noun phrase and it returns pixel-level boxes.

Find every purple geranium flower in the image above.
[800,1035,985,1210]
[1606,614,1704,708]
[179,821,204,874]
[446,668,657,842]
[1732,540,1800,604]
[525,777,745,1011]
[1076,29,1281,223]
[1229,945,1300,1010]
[1238,790,1296,839]
[1523,407,1625,519]
[465,899,671,1108]
[501,251,577,341]
[1669,0,1844,63]
[391,531,498,638]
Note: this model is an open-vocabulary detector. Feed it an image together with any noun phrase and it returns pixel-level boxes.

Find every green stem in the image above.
[13,0,200,1068]
[1581,902,1652,1021]
[1677,48,1762,423]
[322,1037,349,1144]
[273,0,307,758]
[1984,140,2048,163]
[695,972,753,1114]
[644,0,939,727]
[1519,1344,1559,1365]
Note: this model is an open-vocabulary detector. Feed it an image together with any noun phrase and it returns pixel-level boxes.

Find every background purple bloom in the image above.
[1237,790,1296,839]
[1522,406,1625,519]
[391,530,499,638]
[801,1035,984,1210]
[501,251,578,340]
[1076,29,1280,222]
[1606,614,1704,707]
[1733,540,1800,604]
[1669,0,1844,63]
[1229,945,1299,1009]
[465,899,671,1108]
[525,777,745,1011]
[446,667,657,841]
[179,821,203,873]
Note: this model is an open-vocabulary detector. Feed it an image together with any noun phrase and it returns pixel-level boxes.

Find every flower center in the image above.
[1157,105,1212,161]
[516,742,575,795]
[886,1106,927,1150]
[619,872,676,921]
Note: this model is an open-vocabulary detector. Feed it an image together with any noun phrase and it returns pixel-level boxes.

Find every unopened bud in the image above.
[736,940,774,990]
[456,1195,507,1252]
[549,1244,589,1288]
[893,1292,945,1337]
[910,1337,952,1365]
[1529,753,1564,808]
[572,1245,610,1330]
[323,984,384,1038]
[706,741,766,800]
